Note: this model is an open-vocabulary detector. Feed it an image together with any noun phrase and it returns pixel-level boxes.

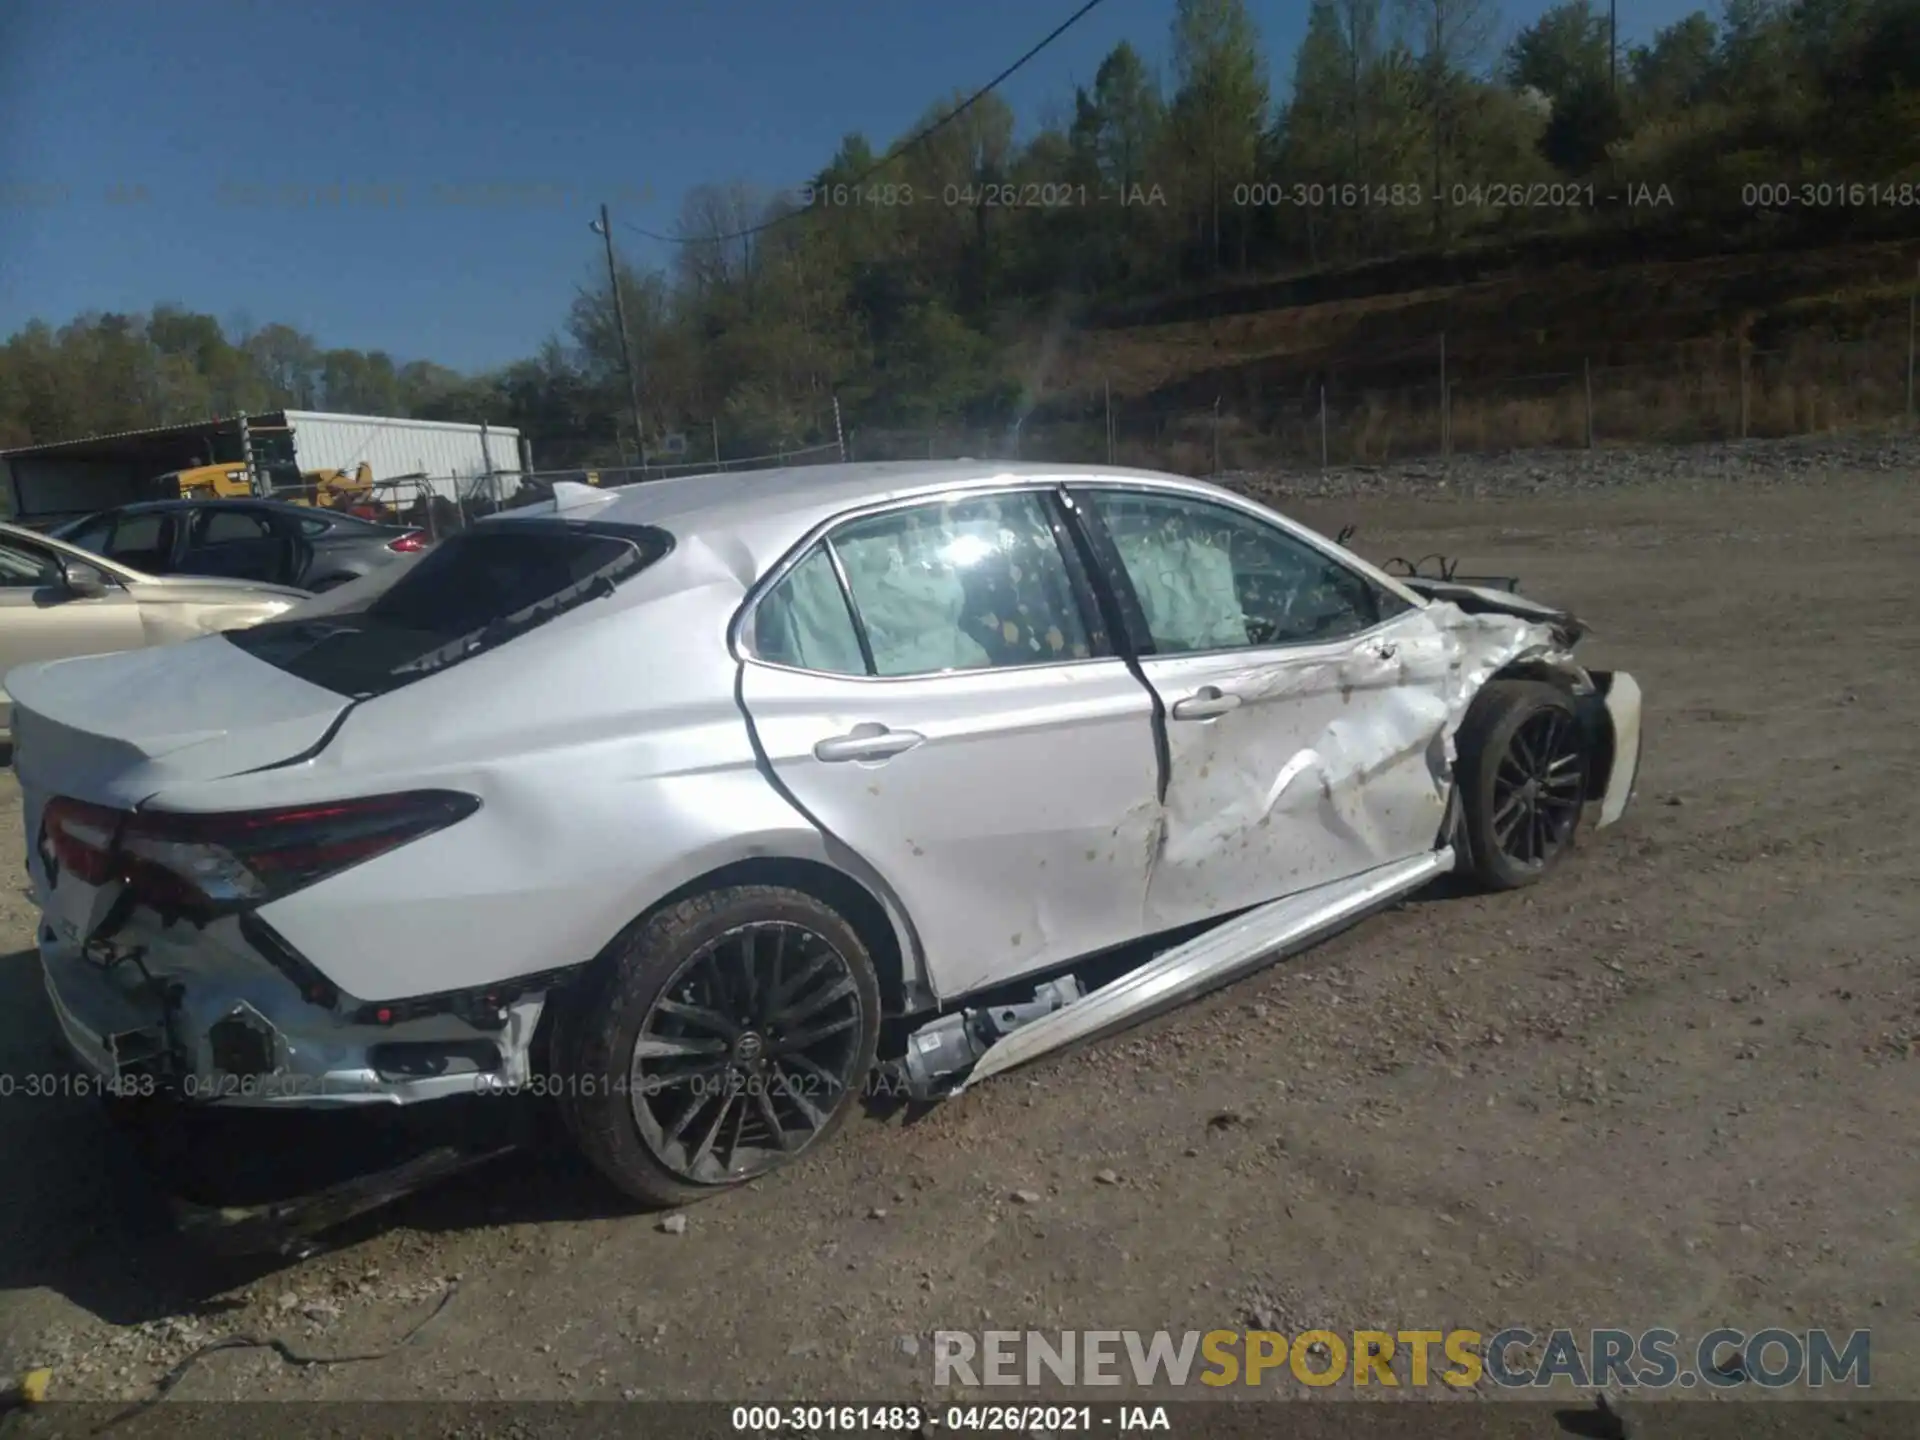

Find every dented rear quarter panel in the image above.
[134,538,916,1005]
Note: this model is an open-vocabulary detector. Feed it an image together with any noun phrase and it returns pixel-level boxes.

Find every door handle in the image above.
[1360,639,1399,660]
[813,724,925,763]
[1169,686,1242,721]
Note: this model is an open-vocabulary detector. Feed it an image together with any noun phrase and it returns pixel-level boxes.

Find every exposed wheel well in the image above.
[1482,659,1615,803]
[646,857,910,1015]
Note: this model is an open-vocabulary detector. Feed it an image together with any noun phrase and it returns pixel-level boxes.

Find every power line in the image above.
[621,0,1114,248]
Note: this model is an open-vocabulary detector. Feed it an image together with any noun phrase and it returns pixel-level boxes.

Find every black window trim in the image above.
[0,532,135,591]
[1064,481,1417,663]
[0,535,61,589]
[819,538,878,676]
[221,515,676,698]
[733,482,1118,682]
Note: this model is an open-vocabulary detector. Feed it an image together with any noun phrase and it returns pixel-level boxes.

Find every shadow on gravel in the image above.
[0,871,1485,1324]
[1397,872,1481,906]
[0,947,646,1327]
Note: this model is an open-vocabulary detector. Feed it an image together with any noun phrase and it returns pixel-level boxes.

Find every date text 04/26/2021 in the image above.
[474,1067,914,1100]
[796,182,1168,209]
[1227,181,1677,210]
[730,1405,1171,1432]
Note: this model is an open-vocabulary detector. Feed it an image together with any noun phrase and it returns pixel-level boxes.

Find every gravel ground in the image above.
[0,435,1916,1408]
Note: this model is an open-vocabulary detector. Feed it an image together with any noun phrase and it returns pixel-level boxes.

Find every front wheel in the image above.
[554,885,881,1207]
[1455,679,1589,891]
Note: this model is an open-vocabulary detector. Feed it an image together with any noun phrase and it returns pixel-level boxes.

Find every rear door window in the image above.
[824,492,1096,678]
[62,517,115,555]
[197,508,272,544]
[104,513,175,571]
[182,506,284,581]
[224,521,671,697]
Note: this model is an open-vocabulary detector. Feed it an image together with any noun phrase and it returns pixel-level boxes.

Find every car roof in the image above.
[502,460,1250,571]
[82,497,314,517]
[69,498,401,529]
[557,460,1187,524]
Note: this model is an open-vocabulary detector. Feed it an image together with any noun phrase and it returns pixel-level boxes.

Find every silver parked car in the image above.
[50,498,431,592]
[12,463,1639,1210]
[0,519,306,742]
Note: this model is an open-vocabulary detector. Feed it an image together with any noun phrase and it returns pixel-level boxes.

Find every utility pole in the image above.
[590,203,645,469]
[1909,259,1918,427]
[1610,0,1617,95]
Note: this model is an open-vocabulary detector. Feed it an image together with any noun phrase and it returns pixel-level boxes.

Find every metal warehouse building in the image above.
[1,410,527,523]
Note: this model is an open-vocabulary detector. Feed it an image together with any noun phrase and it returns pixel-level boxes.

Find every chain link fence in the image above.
[375,312,1919,517]
[374,435,851,533]
[850,321,1920,476]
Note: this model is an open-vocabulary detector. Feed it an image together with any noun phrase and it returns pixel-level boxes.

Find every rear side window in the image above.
[370,528,640,634]
[199,509,270,543]
[753,545,866,676]
[225,522,671,697]
[830,492,1093,678]
[109,513,173,562]
[62,518,115,554]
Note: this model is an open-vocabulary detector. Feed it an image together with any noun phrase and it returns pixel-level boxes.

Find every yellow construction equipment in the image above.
[293,461,377,510]
[151,463,255,500]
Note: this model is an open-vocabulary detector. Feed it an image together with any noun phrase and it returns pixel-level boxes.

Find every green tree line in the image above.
[2,0,1914,467]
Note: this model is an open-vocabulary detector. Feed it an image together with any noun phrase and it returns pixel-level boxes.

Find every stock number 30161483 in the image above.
[479,1069,833,1100]
[0,1071,157,1100]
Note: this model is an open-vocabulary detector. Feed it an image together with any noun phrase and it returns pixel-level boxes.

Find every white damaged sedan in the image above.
[11,462,1640,1207]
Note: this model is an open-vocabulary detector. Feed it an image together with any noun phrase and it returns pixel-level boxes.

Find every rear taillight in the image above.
[387,530,429,553]
[41,798,123,886]
[40,791,477,923]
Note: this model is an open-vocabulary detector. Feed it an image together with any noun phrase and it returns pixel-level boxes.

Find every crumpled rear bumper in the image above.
[37,919,546,1109]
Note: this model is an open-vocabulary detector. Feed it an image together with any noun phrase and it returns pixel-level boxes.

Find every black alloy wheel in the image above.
[1490,705,1585,869]
[554,885,882,1207]
[1456,679,1589,891]
[629,920,865,1185]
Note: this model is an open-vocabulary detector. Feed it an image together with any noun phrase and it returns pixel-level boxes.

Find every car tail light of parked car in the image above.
[39,791,479,923]
[387,530,430,553]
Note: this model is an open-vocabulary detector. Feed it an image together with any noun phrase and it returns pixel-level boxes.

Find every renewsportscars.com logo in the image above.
[932,1327,1872,1390]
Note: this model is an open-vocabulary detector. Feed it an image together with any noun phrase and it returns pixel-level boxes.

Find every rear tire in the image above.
[555,885,880,1207]
[1455,679,1588,891]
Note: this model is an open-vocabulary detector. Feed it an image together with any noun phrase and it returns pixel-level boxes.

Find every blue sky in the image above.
[0,0,1700,372]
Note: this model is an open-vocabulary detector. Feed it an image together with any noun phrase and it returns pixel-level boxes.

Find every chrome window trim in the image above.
[1068,480,1420,662]
[732,480,1111,683]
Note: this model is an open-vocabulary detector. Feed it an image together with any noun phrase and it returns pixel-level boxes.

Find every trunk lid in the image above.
[8,634,352,815]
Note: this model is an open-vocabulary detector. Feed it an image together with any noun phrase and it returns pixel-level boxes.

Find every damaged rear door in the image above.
[737,489,1162,1001]
[1072,487,1458,931]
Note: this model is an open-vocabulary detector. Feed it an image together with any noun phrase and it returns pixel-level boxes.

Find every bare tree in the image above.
[1395,0,1501,242]
[674,182,766,301]
[1336,0,1384,176]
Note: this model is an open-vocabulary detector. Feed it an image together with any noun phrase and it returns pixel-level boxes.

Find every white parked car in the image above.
[12,462,1640,1208]
[0,519,305,743]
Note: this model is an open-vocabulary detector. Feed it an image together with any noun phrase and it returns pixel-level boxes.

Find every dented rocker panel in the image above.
[959,848,1456,1091]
